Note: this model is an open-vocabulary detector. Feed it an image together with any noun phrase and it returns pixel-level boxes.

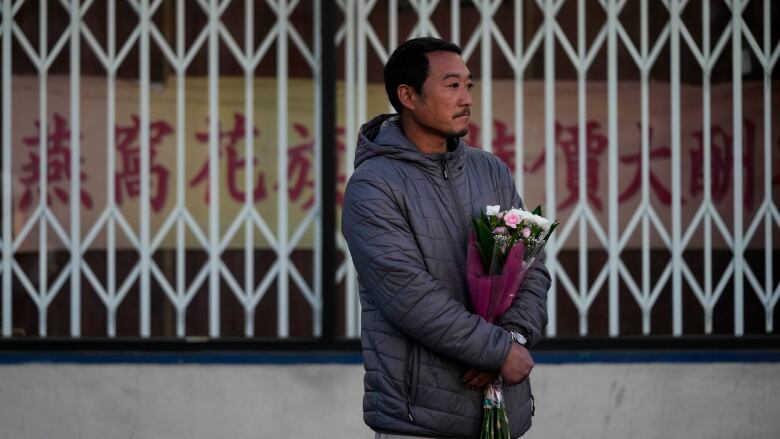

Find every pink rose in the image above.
[503,211,521,229]
[522,227,531,238]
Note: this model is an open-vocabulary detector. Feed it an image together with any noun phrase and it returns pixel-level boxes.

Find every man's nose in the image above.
[460,87,472,106]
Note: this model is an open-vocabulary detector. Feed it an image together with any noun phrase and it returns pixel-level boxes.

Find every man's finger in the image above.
[473,372,496,388]
[462,368,479,383]
[466,371,489,388]
[466,371,496,390]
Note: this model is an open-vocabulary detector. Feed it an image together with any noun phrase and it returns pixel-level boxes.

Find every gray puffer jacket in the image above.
[342,114,550,438]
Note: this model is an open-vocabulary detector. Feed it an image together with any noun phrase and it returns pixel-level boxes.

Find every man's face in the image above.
[410,51,473,139]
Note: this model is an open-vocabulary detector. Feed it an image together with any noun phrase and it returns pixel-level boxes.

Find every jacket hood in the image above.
[354,113,465,174]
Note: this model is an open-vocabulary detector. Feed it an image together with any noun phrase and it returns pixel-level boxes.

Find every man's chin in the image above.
[453,127,469,138]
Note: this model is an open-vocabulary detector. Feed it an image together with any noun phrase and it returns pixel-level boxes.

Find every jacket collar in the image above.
[355,114,467,178]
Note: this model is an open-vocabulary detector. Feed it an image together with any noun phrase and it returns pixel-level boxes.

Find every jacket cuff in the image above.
[492,327,514,370]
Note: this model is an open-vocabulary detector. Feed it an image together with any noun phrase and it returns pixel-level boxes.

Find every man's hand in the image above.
[500,344,534,385]
[462,368,498,390]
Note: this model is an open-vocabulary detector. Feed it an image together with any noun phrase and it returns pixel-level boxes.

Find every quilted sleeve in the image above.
[342,174,512,371]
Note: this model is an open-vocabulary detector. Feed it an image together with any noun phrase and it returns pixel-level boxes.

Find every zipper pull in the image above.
[407,397,415,422]
[442,160,449,180]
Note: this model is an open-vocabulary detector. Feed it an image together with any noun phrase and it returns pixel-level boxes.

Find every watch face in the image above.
[512,331,527,346]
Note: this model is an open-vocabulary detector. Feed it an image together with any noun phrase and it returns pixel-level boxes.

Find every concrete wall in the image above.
[1,362,778,439]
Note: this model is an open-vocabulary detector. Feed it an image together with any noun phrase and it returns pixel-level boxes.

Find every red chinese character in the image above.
[618,126,674,206]
[284,123,317,209]
[115,115,173,212]
[189,113,265,204]
[689,119,756,208]
[281,124,349,208]
[554,121,607,211]
[464,121,516,171]
[18,114,93,210]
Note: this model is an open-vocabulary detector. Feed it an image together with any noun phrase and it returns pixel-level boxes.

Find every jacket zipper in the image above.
[405,343,416,423]
[441,159,470,237]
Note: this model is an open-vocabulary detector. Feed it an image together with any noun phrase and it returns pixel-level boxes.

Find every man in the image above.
[342,37,551,438]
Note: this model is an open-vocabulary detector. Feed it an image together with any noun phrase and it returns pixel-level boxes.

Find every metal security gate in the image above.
[2,0,326,338]
[2,0,779,340]
[335,0,779,338]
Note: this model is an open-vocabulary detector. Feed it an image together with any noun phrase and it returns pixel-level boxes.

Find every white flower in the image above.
[514,208,552,230]
[485,205,501,216]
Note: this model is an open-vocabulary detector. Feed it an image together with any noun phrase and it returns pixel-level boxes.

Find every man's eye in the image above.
[448,83,459,88]
[466,83,475,89]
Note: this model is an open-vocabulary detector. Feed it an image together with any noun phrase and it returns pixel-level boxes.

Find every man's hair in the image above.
[384,37,462,114]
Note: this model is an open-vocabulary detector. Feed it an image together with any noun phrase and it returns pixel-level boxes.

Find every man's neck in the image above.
[399,113,447,154]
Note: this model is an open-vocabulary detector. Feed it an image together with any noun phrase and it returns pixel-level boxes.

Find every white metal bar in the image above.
[480,0,492,154]
[12,0,26,15]
[607,0,619,336]
[81,261,109,304]
[670,0,682,336]
[69,0,82,337]
[705,22,731,72]
[450,0,458,45]
[519,25,544,72]
[107,0,117,336]
[217,24,249,70]
[277,0,290,337]
[251,261,280,308]
[513,0,523,194]
[313,0,322,337]
[218,262,245,304]
[149,25,181,68]
[175,0,187,337]
[11,22,42,68]
[762,0,773,332]
[702,0,713,334]
[576,0,587,335]
[2,0,12,337]
[639,0,652,333]
[544,0,557,336]
[218,207,249,253]
[288,23,317,69]
[389,0,397,50]
[289,263,316,307]
[12,261,44,309]
[731,0,744,336]
[250,24,279,69]
[364,24,388,63]
[345,0,357,337]
[80,24,111,70]
[138,0,151,337]
[44,23,71,70]
[208,0,221,337]
[38,0,50,336]
[244,0,255,337]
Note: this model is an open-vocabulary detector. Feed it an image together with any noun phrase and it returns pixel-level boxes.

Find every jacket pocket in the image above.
[404,342,420,423]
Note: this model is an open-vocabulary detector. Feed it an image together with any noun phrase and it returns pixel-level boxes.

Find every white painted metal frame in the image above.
[1,0,322,338]
[335,0,779,337]
[2,0,778,338]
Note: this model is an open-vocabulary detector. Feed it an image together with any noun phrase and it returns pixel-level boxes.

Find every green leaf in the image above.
[473,215,496,271]
[531,205,542,216]
[542,220,559,242]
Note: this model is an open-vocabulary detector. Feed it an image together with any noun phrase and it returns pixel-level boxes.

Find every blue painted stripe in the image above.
[534,351,780,364]
[1,350,779,365]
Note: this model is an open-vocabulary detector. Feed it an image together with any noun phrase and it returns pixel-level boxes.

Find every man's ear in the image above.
[397,84,416,112]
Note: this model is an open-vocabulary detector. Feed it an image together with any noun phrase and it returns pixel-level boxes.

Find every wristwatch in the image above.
[510,330,528,347]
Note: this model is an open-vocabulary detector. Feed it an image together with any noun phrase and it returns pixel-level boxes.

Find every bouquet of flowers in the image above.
[467,204,558,439]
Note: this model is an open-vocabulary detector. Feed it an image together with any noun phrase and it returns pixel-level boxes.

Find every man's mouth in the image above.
[454,111,470,119]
